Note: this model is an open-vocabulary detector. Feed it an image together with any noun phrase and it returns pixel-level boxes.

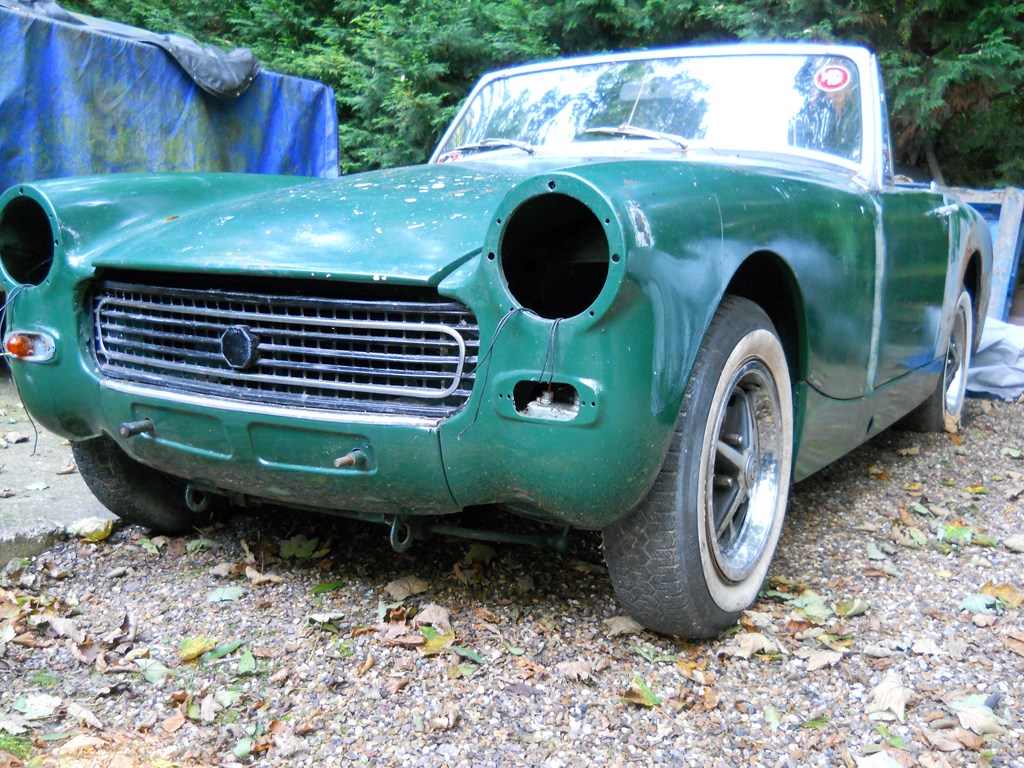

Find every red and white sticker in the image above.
[814,65,851,92]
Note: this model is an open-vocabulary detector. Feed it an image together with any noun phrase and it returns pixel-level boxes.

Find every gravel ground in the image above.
[1,398,1022,768]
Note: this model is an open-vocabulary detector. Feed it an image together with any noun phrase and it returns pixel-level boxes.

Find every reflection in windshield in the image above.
[437,54,862,164]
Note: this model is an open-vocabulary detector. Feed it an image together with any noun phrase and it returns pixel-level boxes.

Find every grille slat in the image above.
[92,277,481,418]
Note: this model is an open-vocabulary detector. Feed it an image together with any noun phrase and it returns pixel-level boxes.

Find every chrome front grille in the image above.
[91,276,480,418]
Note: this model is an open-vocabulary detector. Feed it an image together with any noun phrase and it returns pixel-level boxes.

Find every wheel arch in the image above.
[725,250,807,384]
[960,249,985,351]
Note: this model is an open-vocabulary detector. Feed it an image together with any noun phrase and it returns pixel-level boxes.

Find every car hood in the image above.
[82,163,546,285]
[60,149,856,286]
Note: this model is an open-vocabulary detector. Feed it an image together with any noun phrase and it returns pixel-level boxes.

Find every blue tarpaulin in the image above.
[0,2,339,191]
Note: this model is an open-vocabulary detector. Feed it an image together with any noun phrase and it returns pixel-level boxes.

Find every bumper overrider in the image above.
[0,173,671,530]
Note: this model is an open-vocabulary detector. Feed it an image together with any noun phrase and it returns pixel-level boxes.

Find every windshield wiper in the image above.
[579,126,689,152]
[449,138,535,155]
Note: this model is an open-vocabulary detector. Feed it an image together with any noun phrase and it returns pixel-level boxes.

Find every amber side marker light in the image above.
[3,331,56,362]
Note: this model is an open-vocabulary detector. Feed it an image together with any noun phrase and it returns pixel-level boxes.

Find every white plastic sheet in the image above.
[967,318,1024,399]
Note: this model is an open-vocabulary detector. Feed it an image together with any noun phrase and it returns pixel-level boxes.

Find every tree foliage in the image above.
[61,0,1024,185]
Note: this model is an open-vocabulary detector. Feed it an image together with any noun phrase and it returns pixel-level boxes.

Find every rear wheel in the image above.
[72,435,207,533]
[603,296,793,638]
[902,287,973,433]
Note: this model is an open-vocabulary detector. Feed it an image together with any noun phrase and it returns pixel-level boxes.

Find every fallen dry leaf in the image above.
[702,687,721,710]
[982,581,1023,609]
[740,610,773,630]
[272,724,305,759]
[199,694,221,723]
[47,616,85,644]
[385,576,429,602]
[269,666,292,686]
[911,638,944,656]
[161,708,187,733]
[412,603,452,633]
[602,615,643,637]
[55,735,106,756]
[66,701,104,730]
[556,660,593,681]
[952,697,1004,735]
[356,654,375,677]
[429,704,460,731]
[951,726,985,750]
[921,727,962,752]
[513,656,548,679]
[246,566,285,587]
[803,649,843,671]
[720,632,773,659]
[1003,632,1024,658]
[676,658,712,684]
[67,517,113,542]
[866,673,912,722]
[240,539,256,564]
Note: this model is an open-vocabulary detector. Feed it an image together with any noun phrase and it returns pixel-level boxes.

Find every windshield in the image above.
[435,53,863,165]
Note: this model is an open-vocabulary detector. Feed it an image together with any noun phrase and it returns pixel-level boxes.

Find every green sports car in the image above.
[0,43,991,637]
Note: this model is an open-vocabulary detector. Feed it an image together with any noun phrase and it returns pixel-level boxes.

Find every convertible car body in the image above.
[0,43,991,636]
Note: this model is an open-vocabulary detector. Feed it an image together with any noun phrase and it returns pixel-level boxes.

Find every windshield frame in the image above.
[430,43,883,187]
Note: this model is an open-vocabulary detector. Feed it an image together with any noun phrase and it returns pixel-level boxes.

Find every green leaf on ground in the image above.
[201,640,244,663]
[236,651,257,674]
[451,645,485,665]
[311,582,344,595]
[937,523,973,546]
[836,598,870,618]
[135,659,171,685]
[790,590,833,623]
[876,724,906,749]
[208,587,245,603]
[960,593,1003,615]
[186,537,217,555]
[620,675,661,708]
[139,538,161,555]
[420,626,456,655]
[178,637,218,662]
[279,535,320,560]
[233,737,254,759]
[635,645,677,664]
[12,694,61,720]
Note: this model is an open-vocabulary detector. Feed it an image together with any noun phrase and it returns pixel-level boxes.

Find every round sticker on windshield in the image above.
[815,65,851,92]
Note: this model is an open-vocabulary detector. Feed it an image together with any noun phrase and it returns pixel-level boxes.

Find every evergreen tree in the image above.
[59,0,1024,185]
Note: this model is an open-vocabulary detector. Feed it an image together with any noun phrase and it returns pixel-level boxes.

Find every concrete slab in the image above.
[0,377,112,564]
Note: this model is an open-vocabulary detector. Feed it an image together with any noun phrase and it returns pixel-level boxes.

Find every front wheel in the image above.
[901,287,973,434]
[603,296,793,638]
[72,435,209,533]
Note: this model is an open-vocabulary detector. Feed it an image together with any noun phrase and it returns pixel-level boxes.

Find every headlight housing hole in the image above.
[0,198,55,286]
[500,194,610,319]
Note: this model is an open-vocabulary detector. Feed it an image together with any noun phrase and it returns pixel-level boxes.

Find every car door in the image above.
[873,183,952,387]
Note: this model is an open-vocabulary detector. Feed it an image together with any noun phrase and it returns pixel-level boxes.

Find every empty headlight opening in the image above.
[500,194,610,319]
[0,197,56,286]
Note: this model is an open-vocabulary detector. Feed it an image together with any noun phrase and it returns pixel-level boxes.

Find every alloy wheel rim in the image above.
[706,359,783,583]
[943,302,968,417]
